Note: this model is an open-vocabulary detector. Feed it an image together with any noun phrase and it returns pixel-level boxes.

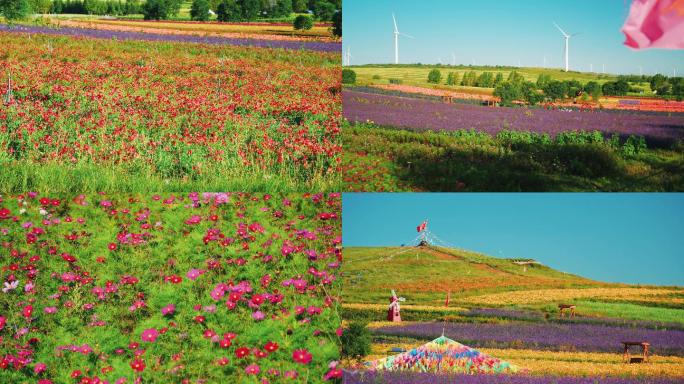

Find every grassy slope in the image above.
[342,245,603,304]
[343,245,684,321]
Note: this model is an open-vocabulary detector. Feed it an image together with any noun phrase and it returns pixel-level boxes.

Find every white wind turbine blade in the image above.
[400,33,415,39]
[392,13,398,33]
[553,22,569,37]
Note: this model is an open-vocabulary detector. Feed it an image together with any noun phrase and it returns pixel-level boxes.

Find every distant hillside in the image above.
[341,245,671,307]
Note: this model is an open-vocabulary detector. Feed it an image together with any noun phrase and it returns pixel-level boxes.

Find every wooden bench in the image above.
[622,341,650,363]
[558,304,576,318]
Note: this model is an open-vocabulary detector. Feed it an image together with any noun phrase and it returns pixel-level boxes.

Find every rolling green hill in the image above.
[347,64,657,95]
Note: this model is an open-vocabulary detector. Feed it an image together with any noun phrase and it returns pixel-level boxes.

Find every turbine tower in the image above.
[392,13,413,64]
[554,22,579,72]
[345,47,353,66]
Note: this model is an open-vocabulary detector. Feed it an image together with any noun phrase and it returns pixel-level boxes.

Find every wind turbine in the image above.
[554,22,579,72]
[392,13,414,64]
[345,47,353,66]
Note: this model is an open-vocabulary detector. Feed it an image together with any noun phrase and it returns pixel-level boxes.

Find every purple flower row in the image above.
[343,90,684,146]
[343,371,683,384]
[0,24,340,52]
[462,308,684,331]
[374,322,684,355]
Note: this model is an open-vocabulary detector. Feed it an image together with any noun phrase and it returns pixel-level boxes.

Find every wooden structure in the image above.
[558,304,576,318]
[622,341,650,363]
[442,95,454,103]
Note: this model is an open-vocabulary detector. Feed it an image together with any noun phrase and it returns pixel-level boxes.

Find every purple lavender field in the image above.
[343,371,684,384]
[374,322,684,355]
[0,24,340,52]
[343,90,684,146]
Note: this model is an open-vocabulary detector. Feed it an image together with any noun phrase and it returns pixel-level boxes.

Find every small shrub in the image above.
[389,78,403,84]
[293,15,313,30]
[342,69,356,85]
[341,322,372,361]
[427,69,442,84]
[372,74,381,80]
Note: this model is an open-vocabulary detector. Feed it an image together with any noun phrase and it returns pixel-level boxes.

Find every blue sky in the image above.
[343,0,684,75]
[342,193,684,286]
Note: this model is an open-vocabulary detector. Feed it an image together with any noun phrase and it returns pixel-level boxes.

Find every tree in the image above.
[427,69,442,84]
[293,14,312,30]
[238,0,259,20]
[446,72,459,86]
[313,0,334,20]
[493,73,504,87]
[272,0,292,17]
[142,0,170,19]
[341,322,371,361]
[584,81,602,102]
[493,82,522,107]
[507,71,525,86]
[650,74,667,92]
[565,80,582,98]
[331,9,341,37]
[292,0,305,12]
[30,0,52,14]
[461,71,477,86]
[602,82,616,96]
[190,0,209,20]
[521,81,542,105]
[536,73,552,88]
[216,0,239,21]
[543,80,568,101]
[342,69,356,85]
[476,72,494,88]
[52,0,63,12]
[0,0,30,20]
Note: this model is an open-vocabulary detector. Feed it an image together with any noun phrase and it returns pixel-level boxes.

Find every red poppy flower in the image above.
[107,243,117,251]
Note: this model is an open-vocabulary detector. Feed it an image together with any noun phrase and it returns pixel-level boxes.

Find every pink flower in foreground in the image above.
[44,307,57,314]
[245,364,260,375]
[141,328,159,343]
[251,311,265,321]
[186,268,203,280]
[34,362,47,374]
[161,304,175,316]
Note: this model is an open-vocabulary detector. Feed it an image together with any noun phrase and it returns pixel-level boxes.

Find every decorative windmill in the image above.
[387,289,406,322]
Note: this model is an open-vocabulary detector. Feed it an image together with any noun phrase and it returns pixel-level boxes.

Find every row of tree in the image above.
[425,69,684,104]
[0,0,339,21]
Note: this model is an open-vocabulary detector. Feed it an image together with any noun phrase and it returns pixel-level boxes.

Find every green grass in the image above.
[0,162,341,193]
[575,301,684,325]
[349,64,621,92]
[343,123,684,192]
[342,246,601,305]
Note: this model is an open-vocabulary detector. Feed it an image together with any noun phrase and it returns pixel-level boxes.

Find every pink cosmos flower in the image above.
[186,268,203,280]
[245,364,260,375]
[34,362,47,374]
[141,328,159,343]
[251,311,265,321]
[44,307,57,314]
[161,304,175,316]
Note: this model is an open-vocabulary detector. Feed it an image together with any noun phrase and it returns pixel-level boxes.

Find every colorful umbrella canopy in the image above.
[366,336,519,375]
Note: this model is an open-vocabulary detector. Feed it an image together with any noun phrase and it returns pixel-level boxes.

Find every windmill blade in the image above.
[392,13,398,32]
[570,32,581,37]
[400,33,415,39]
[553,22,569,37]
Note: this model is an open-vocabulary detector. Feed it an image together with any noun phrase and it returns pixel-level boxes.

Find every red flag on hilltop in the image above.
[445,291,450,307]
[416,221,427,233]
[622,0,684,49]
